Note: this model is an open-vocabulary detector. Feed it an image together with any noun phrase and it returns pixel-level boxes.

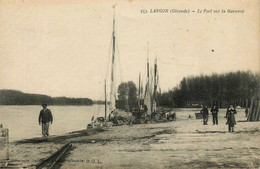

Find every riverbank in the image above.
[7,108,260,168]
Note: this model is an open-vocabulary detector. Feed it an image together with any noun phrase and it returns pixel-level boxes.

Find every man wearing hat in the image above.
[38,104,53,137]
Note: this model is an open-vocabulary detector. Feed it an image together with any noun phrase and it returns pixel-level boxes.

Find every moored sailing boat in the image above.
[132,45,176,123]
[87,12,130,129]
[143,53,159,122]
[87,13,175,128]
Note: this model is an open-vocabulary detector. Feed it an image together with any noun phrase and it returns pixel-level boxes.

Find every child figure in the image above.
[226,105,237,132]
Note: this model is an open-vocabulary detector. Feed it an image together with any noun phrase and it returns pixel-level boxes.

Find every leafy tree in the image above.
[117,81,138,111]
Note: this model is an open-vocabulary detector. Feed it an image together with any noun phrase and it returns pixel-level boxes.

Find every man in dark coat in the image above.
[211,106,219,125]
[38,104,53,137]
[201,106,209,125]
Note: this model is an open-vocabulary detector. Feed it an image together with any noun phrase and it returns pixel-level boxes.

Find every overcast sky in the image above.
[0,0,259,100]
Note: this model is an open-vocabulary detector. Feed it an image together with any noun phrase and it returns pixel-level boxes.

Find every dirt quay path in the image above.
[60,108,260,169]
[7,108,260,169]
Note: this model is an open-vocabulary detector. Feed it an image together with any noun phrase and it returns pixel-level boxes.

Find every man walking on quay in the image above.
[211,105,219,125]
[201,106,209,125]
[38,104,53,137]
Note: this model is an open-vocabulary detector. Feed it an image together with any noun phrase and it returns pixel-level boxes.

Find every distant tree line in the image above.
[157,71,260,108]
[115,71,259,109]
[0,90,93,105]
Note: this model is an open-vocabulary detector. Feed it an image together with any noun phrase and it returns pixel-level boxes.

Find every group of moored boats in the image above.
[87,13,176,129]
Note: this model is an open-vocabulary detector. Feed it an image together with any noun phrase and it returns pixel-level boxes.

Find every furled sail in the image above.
[152,57,158,113]
[110,14,116,112]
[144,52,152,115]
[144,52,159,115]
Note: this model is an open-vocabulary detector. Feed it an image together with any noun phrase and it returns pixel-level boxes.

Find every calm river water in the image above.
[0,105,105,141]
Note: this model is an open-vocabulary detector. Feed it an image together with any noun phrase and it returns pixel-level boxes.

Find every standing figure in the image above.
[245,108,248,117]
[38,104,53,137]
[201,106,209,125]
[226,105,237,132]
[211,106,219,125]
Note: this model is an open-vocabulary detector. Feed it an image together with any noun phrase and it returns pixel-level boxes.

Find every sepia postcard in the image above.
[0,0,259,168]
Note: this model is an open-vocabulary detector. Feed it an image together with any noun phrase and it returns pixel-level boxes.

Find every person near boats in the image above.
[211,105,219,125]
[225,105,237,132]
[200,106,209,125]
[38,104,53,137]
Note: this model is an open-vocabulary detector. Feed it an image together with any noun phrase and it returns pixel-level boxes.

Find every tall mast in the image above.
[110,11,116,112]
[144,42,151,115]
[152,57,158,113]
[145,43,149,95]
[147,43,149,79]
[153,57,157,97]
[105,79,107,119]
[138,73,141,108]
